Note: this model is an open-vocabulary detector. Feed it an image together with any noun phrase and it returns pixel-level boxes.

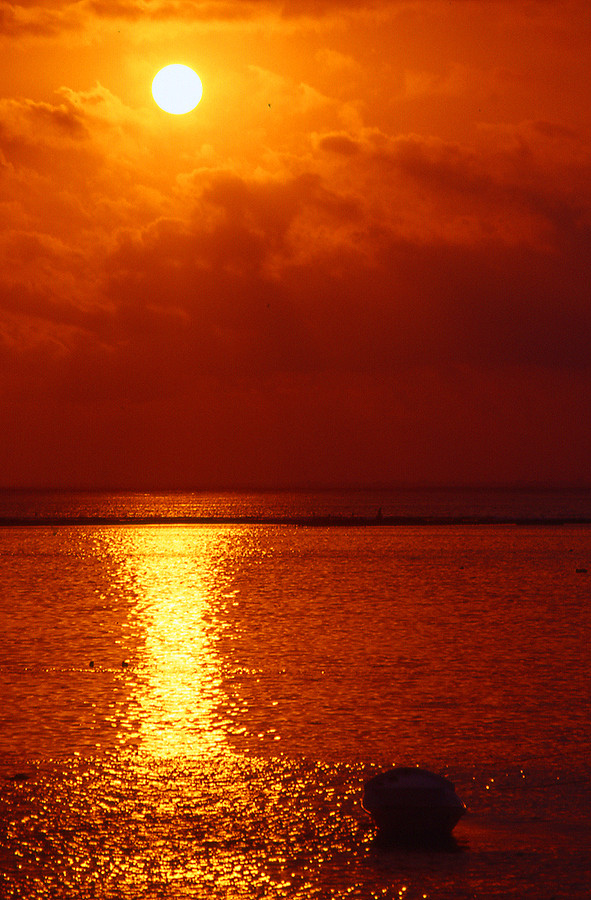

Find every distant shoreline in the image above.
[1,515,590,527]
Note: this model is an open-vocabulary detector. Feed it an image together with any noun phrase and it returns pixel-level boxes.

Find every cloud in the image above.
[402,64,468,101]
[0,96,89,145]
[0,1,83,37]
[313,131,361,156]
[28,152,584,413]
[3,0,588,41]
[313,122,591,251]
[0,0,363,38]
[2,95,591,410]
[1,0,591,486]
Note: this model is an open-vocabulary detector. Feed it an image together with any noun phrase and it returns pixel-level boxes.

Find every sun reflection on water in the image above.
[102,525,234,757]
[2,523,591,898]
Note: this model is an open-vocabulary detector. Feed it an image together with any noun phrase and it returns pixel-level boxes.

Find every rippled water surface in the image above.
[1,507,590,898]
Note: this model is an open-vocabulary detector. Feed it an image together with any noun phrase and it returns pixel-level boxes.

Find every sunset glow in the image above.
[1,2,591,489]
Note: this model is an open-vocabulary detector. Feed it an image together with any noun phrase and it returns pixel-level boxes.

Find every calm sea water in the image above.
[1,490,590,898]
[1,486,590,521]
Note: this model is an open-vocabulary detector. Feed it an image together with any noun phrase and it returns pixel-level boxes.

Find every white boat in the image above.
[362,766,465,840]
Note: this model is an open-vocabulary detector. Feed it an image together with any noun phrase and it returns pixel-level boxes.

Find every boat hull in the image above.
[362,798,464,839]
[362,767,465,840]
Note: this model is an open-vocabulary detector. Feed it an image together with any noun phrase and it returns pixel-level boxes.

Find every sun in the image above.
[152,64,203,115]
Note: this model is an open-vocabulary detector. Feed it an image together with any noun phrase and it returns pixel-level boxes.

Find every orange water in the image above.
[1,517,590,897]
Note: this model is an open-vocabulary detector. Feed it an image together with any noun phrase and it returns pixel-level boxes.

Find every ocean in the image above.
[0,488,590,898]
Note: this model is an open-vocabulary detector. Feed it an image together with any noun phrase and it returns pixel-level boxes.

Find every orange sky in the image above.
[1,1,591,488]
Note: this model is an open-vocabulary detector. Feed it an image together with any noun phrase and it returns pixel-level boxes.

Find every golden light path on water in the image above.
[27,525,366,899]
[103,525,235,757]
